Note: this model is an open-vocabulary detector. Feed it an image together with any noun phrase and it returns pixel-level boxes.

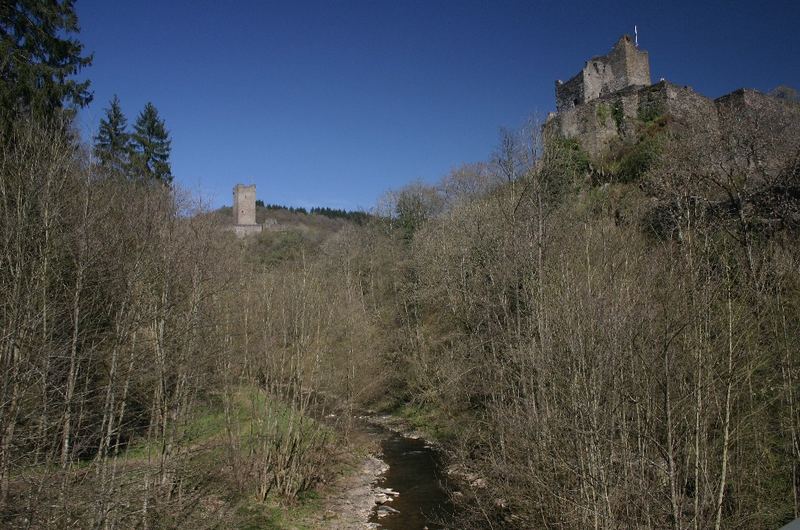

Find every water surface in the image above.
[368,429,454,529]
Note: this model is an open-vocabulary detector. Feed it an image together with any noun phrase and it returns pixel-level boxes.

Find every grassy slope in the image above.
[117,387,334,529]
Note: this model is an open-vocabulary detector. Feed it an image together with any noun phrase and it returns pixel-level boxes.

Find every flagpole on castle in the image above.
[634,25,638,47]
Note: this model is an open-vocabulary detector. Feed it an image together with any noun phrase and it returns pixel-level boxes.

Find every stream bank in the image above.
[311,414,454,529]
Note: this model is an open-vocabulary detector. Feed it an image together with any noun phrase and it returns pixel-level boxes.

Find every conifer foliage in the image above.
[93,95,129,175]
[0,0,93,128]
[92,99,173,184]
[130,102,172,183]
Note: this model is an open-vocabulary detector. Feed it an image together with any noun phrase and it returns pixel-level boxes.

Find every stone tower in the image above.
[232,184,263,236]
[555,35,651,113]
[233,184,257,225]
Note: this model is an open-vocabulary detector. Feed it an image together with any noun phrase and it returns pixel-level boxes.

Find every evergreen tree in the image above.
[0,0,93,129]
[130,102,172,184]
[93,95,129,176]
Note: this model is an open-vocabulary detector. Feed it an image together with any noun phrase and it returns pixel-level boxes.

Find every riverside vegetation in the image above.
[3,2,800,528]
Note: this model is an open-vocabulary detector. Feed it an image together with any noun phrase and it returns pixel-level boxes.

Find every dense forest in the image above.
[253,202,370,224]
[2,2,800,529]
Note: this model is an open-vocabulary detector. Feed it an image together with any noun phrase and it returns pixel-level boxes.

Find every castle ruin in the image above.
[547,35,800,159]
[556,35,651,113]
[232,184,263,237]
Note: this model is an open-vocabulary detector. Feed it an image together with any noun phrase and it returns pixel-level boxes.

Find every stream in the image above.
[365,422,454,529]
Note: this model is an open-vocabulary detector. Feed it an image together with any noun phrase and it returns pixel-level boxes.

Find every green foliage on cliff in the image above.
[637,101,664,123]
[611,99,625,130]
[596,102,611,124]
[615,134,662,182]
[548,136,590,179]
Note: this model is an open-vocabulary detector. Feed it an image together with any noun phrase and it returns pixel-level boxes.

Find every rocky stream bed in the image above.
[313,415,455,529]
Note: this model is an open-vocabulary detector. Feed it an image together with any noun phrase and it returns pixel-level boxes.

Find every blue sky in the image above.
[75,0,800,211]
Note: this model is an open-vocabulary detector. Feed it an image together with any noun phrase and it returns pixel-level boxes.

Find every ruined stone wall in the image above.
[639,82,719,133]
[552,81,717,157]
[583,36,649,99]
[556,74,585,113]
[553,84,647,157]
[233,184,257,225]
[622,37,651,90]
[551,77,800,171]
[555,35,650,113]
[549,36,798,173]
[232,224,263,237]
[550,97,621,156]
[581,59,612,103]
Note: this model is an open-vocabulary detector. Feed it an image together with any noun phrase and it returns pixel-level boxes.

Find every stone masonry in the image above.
[547,36,800,159]
[232,184,263,237]
[555,35,651,113]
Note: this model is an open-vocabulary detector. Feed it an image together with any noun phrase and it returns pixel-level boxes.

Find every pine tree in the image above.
[130,102,172,184]
[93,95,129,176]
[0,0,93,129]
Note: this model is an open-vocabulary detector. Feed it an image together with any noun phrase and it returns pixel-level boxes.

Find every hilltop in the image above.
[547,35,800,180]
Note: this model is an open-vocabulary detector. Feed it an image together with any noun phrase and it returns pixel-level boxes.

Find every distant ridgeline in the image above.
[546,35,800,164]
[257,201,370,224]
[227,186,371,237]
